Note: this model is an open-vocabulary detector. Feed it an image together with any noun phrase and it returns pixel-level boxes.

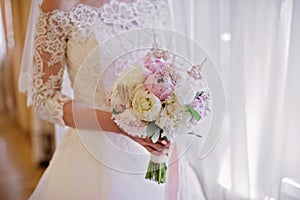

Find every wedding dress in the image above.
[29,0,175,199]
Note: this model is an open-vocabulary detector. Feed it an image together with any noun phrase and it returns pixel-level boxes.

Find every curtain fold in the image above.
[171,0,300,199]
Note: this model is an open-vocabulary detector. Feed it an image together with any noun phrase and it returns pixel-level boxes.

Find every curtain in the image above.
[170,0,300,199]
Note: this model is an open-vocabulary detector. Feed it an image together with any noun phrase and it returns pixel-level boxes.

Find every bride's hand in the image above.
[111,117,170,156]
[129,135,170,156]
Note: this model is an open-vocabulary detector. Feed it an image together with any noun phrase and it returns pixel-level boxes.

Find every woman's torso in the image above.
[45,0,171,107]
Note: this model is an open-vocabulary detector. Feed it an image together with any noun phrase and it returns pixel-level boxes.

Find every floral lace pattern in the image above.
[31,0,170,125]
[32,12,71,126]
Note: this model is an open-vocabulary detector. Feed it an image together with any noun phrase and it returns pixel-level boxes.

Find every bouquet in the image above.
[110,45,210,184]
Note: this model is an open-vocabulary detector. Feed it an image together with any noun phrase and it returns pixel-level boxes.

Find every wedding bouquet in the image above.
[110,46,210,184]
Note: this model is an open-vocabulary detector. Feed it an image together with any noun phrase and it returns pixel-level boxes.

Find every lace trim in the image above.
[31,0,170,125]
[32,12,71,126]
[39,0,170,42]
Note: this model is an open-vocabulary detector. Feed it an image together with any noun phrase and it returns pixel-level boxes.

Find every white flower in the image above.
[173,78,196,105]
[131,88,161,121]
[116,65,144,90]
[111,66,144,113]
[114,109,147,137]
[155,95,192,139]
[155,96,178,128]
[111,84,130,113]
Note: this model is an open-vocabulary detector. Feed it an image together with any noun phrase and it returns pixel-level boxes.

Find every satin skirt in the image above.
[29,128,166,200]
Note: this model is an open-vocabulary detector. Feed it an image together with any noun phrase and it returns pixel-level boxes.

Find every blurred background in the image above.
[0,0,300,200]
[0,0,51,199]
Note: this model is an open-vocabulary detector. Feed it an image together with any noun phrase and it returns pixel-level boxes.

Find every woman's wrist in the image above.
[95,109,127,134]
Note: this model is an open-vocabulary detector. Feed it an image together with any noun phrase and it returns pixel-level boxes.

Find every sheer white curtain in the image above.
[170,0,300,199]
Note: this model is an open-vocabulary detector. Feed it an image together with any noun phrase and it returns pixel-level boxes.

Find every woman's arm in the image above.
[63,100,169,154]
[63,100,122,132]
[33,0,169,154]
[41,0,78,12]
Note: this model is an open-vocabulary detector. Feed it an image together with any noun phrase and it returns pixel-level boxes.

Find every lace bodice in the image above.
[31,0,170,126]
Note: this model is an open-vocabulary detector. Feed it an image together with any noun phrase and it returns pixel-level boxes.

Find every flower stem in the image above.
[145,160,167,184]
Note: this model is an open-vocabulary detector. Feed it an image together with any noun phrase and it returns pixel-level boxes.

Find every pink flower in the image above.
[144,57,168,75]
[142,67,152,81]
[189,93,210,124]
[144,71,175,100]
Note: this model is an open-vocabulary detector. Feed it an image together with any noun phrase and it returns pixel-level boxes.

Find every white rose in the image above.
[131,88,162,121]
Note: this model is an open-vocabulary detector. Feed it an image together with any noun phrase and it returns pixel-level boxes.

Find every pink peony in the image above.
[144,57,168,75]
[144,71,175,100]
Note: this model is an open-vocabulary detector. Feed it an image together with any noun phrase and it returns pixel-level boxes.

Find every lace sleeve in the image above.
[31,10,71,126]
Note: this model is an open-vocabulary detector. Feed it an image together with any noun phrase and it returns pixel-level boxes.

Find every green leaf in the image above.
[188,132,202,138]
[161,136,169,141]
[151,131,160,143]
[146,121,161,138]
[195,91,204,99]
[186,105,201,121]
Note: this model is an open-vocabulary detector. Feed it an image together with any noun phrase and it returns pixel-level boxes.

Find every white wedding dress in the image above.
[29,0,176,199]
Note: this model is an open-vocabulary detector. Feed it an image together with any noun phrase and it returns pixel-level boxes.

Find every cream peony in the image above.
[131,88,162,121]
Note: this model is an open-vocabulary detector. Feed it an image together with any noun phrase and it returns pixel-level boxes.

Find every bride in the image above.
[19,0,186,199]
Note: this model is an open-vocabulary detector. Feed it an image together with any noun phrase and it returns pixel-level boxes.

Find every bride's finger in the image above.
[144,139,166,151]
[143,137,167,146]
[144,145,168,156]
[143,145,156,153]
[130,136,169,153]
[157,139,170,147]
